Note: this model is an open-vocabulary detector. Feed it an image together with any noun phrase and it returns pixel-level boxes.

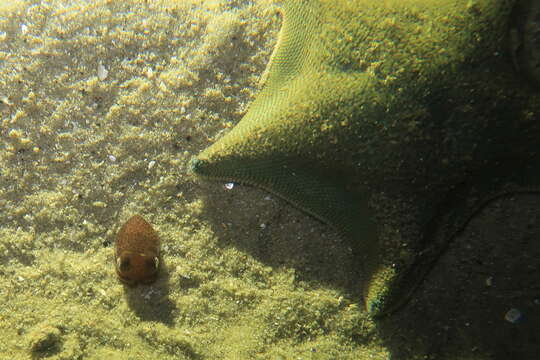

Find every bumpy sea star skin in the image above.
[115,215,160,286]
[192,0,540,316]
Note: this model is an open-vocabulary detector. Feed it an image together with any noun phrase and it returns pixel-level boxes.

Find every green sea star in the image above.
[192,0,539,316]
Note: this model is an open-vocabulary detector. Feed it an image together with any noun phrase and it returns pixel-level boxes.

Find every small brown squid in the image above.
[114,215,160,286]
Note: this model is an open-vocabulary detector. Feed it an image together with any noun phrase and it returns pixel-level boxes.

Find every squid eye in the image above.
[117,257,131,272]
[146,257,159,270]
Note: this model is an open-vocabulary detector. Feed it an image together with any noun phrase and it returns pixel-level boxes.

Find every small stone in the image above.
[504,308,522,323]
[8,129,22,139]
[108,154,116,162]
[97,63,109,81]
[148,160,156,169]
[224,182,235,190]
[0,96,12,106]
[92,201,107,208]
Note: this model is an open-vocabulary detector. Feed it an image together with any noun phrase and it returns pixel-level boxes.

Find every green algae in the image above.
[0,1,387,359]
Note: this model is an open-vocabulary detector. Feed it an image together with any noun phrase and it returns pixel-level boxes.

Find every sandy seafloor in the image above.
[0,0,388,359]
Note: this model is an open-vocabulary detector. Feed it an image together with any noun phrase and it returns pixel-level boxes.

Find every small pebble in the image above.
[148,160,156,169]
[224,182,235,190]
[146,67,154,78]
[93,201,107,208]
[0,96,11,106]
[97,63,109,81]
[504,308,522,323]
[108,154,116,162]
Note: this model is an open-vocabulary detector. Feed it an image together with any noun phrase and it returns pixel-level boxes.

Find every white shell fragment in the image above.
[97,63,109,81]
[224,182,235,190]
[504,308,522,323]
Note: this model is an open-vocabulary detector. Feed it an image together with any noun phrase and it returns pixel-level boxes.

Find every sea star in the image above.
[192,0,539,316]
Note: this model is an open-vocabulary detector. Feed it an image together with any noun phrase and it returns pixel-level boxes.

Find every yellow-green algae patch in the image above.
[0,0,388,359]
